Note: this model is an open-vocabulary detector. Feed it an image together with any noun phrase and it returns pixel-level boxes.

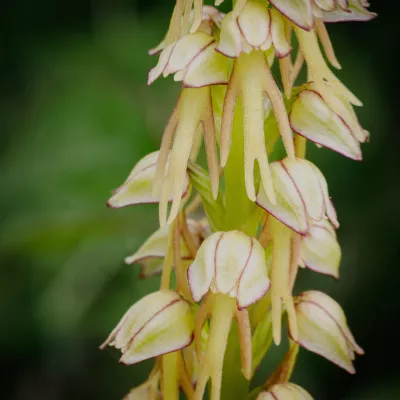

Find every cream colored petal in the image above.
[188,232,223,302]
[299,291,364,354]
[282,158,325,222]
[164,32,214,75]
[258,383,314,400]
[269,0,314,31]
[270,8,292,58]
[109,291,181,350]
[296,297,357,373]
[108,151,189,208]
[237,1,271,49]
[148,44,175,85]
[314,0,335,11]
[120,297,193,364]
[313,164,339,228]
[184,42,230,88]
[237,238,271,309]
[301,220,341,278]
[216,12,243,58]
[290,90,362,160]
[256,161,308,235]
[321,0,377,22]
[125,224,191,265]
[214,231,253,295]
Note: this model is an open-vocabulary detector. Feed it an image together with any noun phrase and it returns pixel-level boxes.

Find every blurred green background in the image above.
[1,1,397,399]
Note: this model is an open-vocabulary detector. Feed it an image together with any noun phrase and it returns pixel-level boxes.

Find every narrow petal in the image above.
[269,0,314,31]
[262,60,296,159]
[235,309,253,379]
[270,8,292,58]
[313,165,339,228]
[191,0,204,33]
[202,94,220,199]
[290,90,362,160]
[153,102,179,197]
[148,43,175,85]
[220,71,239,167]
[315,19,341,69]
[241,54,276,203]
[159,88,209,225]
[295,27,362,107]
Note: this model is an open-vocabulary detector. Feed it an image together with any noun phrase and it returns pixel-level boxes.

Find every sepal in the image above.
[107,151,189,208]
[294,290,364,373]
[100,290,194,365]
[188,231,270,309]
[257,383,313,400]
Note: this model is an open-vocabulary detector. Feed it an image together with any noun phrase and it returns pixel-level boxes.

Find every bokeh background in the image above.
[1,1,398,399]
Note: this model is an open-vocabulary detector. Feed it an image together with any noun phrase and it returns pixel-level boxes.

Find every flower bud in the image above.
[100,290,193,365]
[300,220,341,278]
[106,151,189,208]
[188,231,270,309]
[256,157,338,235]
[294,290,364,373]
[257,383,313,400]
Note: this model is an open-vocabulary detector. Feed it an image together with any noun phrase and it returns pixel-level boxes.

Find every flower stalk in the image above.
[100,1,376,398]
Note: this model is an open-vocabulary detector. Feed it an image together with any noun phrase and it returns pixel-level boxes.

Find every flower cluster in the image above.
[100,1,375,399]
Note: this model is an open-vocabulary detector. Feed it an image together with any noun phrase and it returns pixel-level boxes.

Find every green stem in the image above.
[162,352,179,400]
[224,96,251,231]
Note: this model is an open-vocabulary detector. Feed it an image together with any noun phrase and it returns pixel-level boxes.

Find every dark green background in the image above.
[1,1,397,399]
